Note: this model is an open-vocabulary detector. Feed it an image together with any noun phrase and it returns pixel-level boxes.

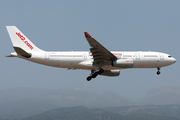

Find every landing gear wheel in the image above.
[92,72,98,78]
[157,67,161,75]
[86,68,104,81]
[87,76,92,81]
[99,69,104,74]
[157,71,160,75]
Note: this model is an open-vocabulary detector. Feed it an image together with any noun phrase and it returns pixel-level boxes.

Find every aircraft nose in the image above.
[167,57,176,65]
[173,58,177,63]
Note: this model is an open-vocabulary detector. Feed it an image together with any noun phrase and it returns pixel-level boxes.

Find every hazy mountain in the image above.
[121,113,180,120]
[21,106,180,120]
[0,87,132,119]
[21,106,122,120]
[104,105,180,119]
[0,85,180,119]
[137,86,180,105]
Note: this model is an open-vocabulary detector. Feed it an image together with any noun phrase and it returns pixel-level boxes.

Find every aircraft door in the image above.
[135,53,140,60]
[83,54,87,60]
[45,53,50,59]
[159,54,164,60]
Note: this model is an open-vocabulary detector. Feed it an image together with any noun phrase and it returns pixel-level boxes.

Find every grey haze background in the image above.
[0,0,179,99]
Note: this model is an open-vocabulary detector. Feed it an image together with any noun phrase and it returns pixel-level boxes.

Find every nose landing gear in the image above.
[87,69,104,81]
[157,67,161,75]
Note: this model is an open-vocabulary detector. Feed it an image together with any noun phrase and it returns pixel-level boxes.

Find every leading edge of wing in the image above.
[84,32,117,64]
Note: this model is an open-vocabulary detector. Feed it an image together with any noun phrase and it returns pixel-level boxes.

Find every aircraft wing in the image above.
[84,32,117,65]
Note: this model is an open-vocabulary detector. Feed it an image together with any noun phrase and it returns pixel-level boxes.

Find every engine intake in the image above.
[112,59,134,68]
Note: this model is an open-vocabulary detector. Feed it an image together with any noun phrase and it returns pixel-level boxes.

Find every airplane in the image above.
[6,26,176,81]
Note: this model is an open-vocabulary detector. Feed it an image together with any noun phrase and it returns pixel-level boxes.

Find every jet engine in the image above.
[112,59,134,68]
[100,69,120,76]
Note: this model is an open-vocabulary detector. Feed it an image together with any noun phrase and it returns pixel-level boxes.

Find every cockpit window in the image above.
[168,56,172,57]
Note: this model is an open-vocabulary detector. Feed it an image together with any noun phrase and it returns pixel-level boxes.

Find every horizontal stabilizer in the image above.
[6,55,16,57]
[13,47,32,58]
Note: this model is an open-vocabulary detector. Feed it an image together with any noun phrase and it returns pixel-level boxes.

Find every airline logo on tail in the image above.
[16,32,33,50]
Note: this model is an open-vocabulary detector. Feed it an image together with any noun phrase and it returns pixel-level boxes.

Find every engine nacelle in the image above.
[100,70,120,76]
[112,59,134,68]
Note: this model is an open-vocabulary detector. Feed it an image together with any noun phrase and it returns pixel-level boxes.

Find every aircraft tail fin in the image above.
[6,26,44,53]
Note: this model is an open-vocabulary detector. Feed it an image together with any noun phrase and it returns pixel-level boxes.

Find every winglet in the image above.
[84,32,91,38]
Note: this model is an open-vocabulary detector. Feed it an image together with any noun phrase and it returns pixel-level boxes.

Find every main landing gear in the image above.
[157,67,161,75]
[87,69,104,81]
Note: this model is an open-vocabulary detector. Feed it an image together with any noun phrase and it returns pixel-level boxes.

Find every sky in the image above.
[0,0,179,99]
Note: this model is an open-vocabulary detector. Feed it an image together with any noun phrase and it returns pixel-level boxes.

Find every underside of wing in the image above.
[84,32,117,66]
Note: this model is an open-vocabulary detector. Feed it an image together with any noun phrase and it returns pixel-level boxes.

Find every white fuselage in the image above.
[6,26,177,80]
[12,51,176,70]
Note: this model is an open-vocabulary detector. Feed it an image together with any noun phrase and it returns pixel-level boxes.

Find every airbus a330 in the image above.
[6,26,176,81]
